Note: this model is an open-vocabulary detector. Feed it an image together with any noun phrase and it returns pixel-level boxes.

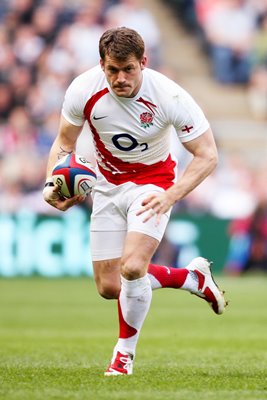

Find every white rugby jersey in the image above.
[62,65,209,190]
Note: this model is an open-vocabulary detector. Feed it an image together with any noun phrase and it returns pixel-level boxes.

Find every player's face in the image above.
[101,55,147,98]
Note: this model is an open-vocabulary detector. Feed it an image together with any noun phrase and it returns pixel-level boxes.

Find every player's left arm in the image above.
[43,115,85,211]
[46,115,82,177]
[137,127,218,223]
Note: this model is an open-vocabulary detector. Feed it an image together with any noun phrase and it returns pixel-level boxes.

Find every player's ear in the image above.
[100,59,104,71]
[140,56,147,70]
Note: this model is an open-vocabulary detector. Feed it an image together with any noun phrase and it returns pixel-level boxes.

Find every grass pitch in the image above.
[0,276,267,400]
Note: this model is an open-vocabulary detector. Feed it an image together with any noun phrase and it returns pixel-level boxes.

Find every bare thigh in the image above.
[121,231,160,279]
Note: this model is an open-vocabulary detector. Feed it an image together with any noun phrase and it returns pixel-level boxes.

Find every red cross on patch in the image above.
[182,125,193,133]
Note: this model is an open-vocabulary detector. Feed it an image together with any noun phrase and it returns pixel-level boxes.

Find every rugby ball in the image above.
[52,153,97,198]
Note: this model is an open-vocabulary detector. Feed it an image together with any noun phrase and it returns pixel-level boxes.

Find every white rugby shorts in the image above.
[90,181,171,261]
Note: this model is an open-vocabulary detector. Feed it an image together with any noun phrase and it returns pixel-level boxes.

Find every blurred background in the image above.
[0,0,267,278]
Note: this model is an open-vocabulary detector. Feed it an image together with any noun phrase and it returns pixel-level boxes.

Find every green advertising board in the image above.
[0,208,230,277]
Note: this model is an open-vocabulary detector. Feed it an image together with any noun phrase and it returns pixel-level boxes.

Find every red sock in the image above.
[148,263,189,289]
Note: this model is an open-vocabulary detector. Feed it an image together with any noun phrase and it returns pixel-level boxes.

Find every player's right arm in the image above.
[43,115,85,211]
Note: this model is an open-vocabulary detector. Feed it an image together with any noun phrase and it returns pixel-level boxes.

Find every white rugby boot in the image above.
[186,257,228,314]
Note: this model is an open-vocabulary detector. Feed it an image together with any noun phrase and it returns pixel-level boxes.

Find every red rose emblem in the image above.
[140,112,153,124]
[140,112,154,128]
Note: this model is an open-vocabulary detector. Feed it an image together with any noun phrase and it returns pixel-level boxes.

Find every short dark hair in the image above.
[99,27,145,62]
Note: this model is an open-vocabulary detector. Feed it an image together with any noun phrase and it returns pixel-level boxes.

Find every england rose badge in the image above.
[140,112,154,128]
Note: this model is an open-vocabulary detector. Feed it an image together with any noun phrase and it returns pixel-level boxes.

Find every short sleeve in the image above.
[169,87,210,143]
[61,77,85,127]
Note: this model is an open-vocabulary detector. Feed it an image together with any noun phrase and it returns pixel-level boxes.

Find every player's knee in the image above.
[120,255,144,280]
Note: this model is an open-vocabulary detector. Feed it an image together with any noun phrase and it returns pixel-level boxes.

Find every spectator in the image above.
[248,12,267,119]
[247,0,267,19]
[9,65,34,107]
[31,4,58,44]
[203,0,256,84]
[244,201,267,273]
[225,201,267,274]
[66,3,105,73]
[195,0,222,28]
[0,106,37,155]
[105,0,162,68]
[224,162,267,274]
[0,27,16,82]
[185,153,257,219]
[12,24,45,66]
[0,83,14,120]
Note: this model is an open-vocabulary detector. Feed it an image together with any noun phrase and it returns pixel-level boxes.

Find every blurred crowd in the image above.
[167,0,267,120]
[0,0,162,213]
[165,0,267,273]
[0,0,266,273]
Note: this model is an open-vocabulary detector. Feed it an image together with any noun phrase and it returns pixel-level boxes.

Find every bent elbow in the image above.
[208,150,218,173]
[212,151,219,169]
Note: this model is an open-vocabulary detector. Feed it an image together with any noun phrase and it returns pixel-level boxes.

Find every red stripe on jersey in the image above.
[98,154,176,190]
[84,88,118,173]
[84,89,176,189]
